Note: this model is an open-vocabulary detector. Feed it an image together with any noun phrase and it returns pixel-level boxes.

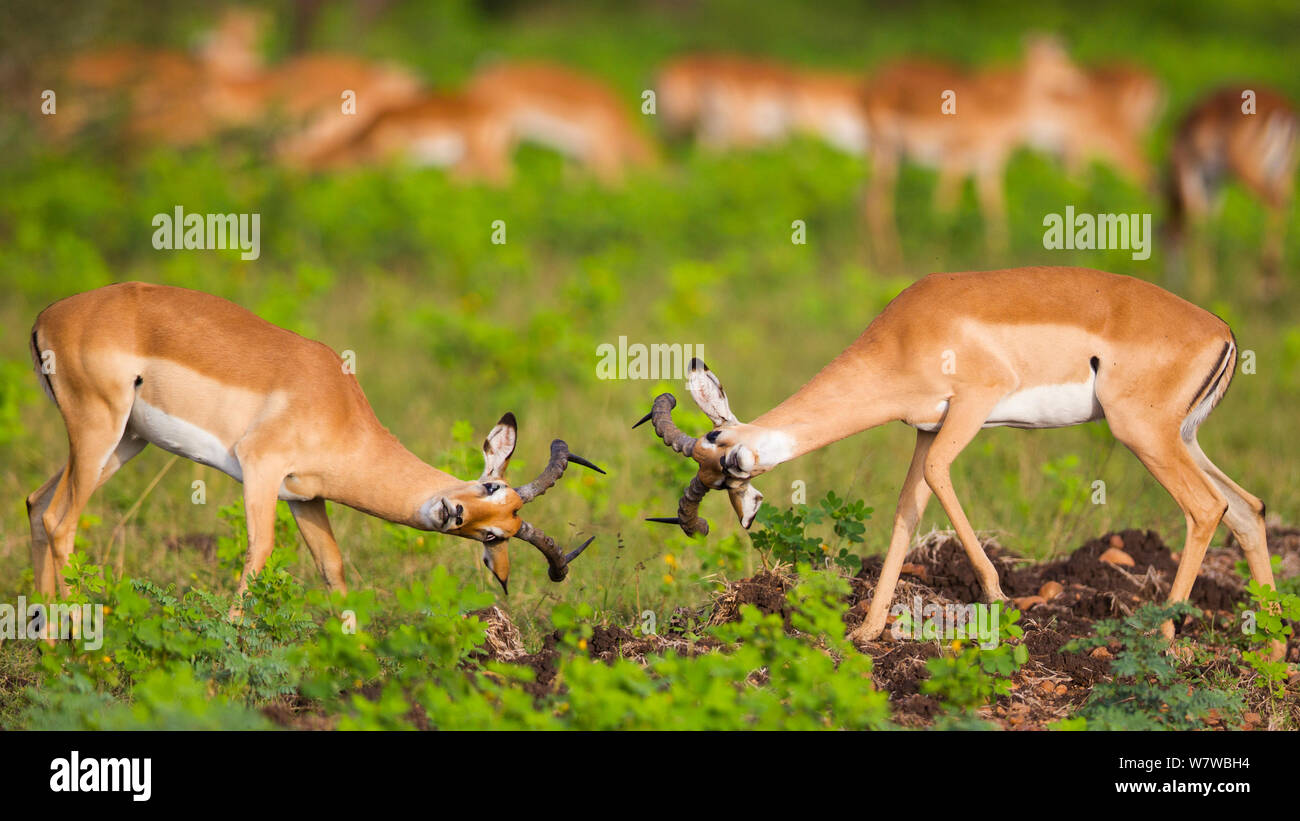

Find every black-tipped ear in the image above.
[687,359,739,426]
[481,412,518,480]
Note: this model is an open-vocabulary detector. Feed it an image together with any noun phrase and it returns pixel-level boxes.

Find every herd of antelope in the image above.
[25,8,1296,653]
[49,9,1297,282]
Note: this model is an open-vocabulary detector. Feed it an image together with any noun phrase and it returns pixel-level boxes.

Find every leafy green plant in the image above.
[921,604,1027,725]
[1065,601,1243,730]
[25,553,315,728]
[1239,580,1300,698]
[750,491,871,572]
[549,565,890,730]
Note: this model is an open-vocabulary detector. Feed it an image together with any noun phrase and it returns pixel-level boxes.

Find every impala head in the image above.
[636,358,767,537]
[418,412,604,593]
[198,8,267,82]
[1021,33,1089,97]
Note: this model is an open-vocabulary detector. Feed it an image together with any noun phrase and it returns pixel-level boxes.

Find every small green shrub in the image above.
[1065,602,1243,731]
[750,491,871,572]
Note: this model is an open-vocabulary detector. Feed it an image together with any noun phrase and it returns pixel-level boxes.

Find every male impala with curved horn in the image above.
[27,282,601,606]
[638,266,1274,644]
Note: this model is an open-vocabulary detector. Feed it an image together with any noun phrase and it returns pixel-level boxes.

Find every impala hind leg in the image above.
[1107,416,1228,639]
[1186,437,1273,590]
[850,429,935,644]
[30,433,147,598]
[864,147,901,269]
[933,167,964,213]
[42,411,140,598]
[289,497,348,595]
[974,162,1008,255]
[26,471,63,597]
[922,396,1010,605]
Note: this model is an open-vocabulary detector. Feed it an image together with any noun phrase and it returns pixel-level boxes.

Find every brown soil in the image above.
[845,526,1300,729]
[260,695,337,730]
[292,524,1300,731]
[164,532,217,562]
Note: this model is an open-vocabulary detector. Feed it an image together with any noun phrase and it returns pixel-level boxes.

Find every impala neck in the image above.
[328,426,462,528]
[750,334,905,463]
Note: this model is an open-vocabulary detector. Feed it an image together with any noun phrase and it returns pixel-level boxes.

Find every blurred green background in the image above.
[1,0,1298,647]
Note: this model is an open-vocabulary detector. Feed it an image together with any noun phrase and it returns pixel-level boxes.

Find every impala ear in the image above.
[686,358,739,426]
[728,482,764,529]
[481,412,518,480]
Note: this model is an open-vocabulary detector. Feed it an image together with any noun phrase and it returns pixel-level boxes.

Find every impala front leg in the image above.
[230,467,285,621]
[289,498,348,595]
[851,429,935,644]
[922,395,1009,605]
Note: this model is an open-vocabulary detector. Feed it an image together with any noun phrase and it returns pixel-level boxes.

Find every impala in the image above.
[638,266,1274,644]
[465,61,657,183]
[654,53,868,154]
[1167,85,1297,298]
[787,68,871,156]
[861,38,1087,263]
[315,91,513,182]
[204,51,424,168]
[52,8,265,146]
[1028,62,1162,186]
[26,283,602,608]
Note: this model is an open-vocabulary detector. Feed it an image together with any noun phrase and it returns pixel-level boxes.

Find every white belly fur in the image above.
[514,109,590,158]
[915,376,1104,432]
[409,133,466,167]
[129,399,244,480]
[127,399,311,500]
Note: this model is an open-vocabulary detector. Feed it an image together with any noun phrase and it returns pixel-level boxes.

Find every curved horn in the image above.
[645,475,711,537]
[515,439,605,504]
[633,393,697,456]
[515,520,594,582]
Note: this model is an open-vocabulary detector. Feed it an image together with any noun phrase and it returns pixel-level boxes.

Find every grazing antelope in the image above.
[638,266,1274,645]
[313,91,513,182]
[1028,62,1162,186]
[1167,85,1297,298]
[654,54,868,154]
[204,52,424,168]
[787,69,871,155]
[862,38,1087,263]
[656,54,800,149]
[51,8,266,146]
[466,61,657,183]
[26,283,601,607]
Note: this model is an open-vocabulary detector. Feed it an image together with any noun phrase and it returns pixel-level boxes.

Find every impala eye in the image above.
[706,430,721,443]
[482,482,502,495]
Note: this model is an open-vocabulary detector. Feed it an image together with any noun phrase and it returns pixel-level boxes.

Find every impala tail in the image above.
[29,325,57,405]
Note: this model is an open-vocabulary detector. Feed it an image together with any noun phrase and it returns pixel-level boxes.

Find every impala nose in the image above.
[723,444,756,477]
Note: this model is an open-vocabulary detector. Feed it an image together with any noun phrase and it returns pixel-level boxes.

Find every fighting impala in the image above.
[639,266,1275,645]
[26,282,601,609]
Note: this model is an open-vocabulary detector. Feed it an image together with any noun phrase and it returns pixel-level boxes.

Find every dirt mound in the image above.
[261,696,337,730]
[467,525,1293,729]
[479,610,720,698]
[707,570,794,627]
[473,605,528,662]
[1014,529,1243,613]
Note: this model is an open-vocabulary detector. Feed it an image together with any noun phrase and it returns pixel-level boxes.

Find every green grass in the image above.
[1,0,1298,721]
